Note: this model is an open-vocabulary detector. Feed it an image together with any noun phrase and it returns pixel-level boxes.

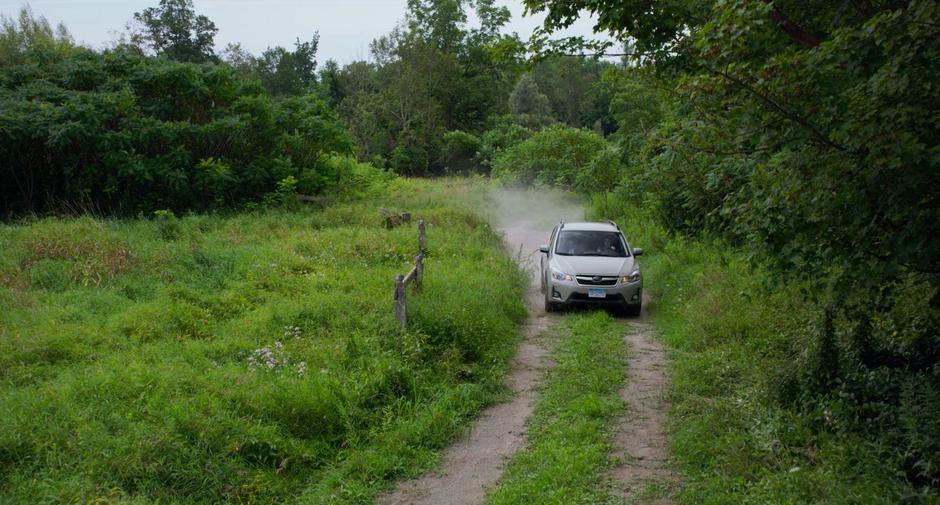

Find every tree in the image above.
[255,35,320,96]
[509,73,553,128]
[318,59,344,107]
[335,0,522,174]
[132,0,218,63]
[531,56,610,128]
[220,42,254,77]
[595,66,663,141]
[0,44,351,215]
[406,0,468,52]
[0,6,73,66]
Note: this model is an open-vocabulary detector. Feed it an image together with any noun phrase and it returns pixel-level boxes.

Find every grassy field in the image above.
[0,178,527,504]
[601,198,938,504]
[485,312,627,505]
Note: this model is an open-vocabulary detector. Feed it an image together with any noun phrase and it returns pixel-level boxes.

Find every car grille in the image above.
[575,275,618,286]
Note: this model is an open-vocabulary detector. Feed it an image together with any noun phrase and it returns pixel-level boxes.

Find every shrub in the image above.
[440,130,482,174]
[0,46,352,216]
[491,125,618,191]
[476,116,530,172]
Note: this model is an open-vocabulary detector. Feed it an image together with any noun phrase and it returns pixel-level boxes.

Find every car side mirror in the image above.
[632,247,644,256]
[539,245,549,254]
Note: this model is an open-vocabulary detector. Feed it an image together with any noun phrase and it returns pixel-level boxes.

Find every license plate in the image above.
[588,288,606,298]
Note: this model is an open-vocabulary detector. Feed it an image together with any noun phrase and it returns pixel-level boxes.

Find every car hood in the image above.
[552,255,636,277]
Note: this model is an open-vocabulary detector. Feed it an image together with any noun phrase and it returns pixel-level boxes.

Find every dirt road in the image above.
[378,189,580,505]
[379,188,674,504]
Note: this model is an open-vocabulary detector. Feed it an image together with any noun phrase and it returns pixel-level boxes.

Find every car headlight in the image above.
[552,269,573,281]
[622,270,641,283]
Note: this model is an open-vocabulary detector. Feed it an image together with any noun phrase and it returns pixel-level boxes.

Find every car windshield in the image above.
[554,230,628,257]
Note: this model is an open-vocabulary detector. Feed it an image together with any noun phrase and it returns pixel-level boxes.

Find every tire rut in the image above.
[378,189,577,505]
[377,307,552,505]
[610,298,678,502]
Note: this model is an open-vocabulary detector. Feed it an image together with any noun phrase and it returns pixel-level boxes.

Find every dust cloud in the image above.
[483,187,586,287]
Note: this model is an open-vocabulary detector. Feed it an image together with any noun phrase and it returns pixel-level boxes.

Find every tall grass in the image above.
[0,178,526,503]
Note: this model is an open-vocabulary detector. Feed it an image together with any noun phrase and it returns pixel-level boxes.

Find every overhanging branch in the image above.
[764,0,824,48]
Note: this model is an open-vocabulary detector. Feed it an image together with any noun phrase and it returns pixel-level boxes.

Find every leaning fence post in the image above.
[418,219,426,254]
[394,274,406,328]
[415,254,424,290]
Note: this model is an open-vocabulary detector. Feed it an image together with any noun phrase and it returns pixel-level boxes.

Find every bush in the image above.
[476,116,530,172]
[594,194,940,501]
[440,130,482,174]
[491,125,618,192]
[0,46,352,216]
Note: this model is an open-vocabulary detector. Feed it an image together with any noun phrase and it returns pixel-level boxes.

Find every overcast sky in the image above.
[0,1,605,63]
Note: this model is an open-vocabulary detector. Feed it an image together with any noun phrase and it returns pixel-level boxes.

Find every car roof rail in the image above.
[559,219,565,229]
[607,220,619,230]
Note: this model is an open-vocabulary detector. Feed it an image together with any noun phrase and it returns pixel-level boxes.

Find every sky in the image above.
[0,0,606,64]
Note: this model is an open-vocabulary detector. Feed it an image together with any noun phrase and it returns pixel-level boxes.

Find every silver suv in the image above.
[539,221,643,316]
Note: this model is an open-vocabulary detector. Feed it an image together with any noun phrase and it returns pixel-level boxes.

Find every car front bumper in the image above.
[549,278,642,306]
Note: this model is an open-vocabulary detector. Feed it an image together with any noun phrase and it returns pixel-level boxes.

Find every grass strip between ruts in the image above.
[485,311,628,505]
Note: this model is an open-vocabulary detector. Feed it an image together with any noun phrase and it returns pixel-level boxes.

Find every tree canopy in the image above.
[132,0,218,63]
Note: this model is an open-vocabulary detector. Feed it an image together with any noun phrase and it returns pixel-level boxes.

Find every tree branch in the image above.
[764,1,824,48]
[710,67,850,153]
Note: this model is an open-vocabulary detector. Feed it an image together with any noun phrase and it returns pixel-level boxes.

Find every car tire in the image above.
[544,290,557,313]
[622,303,641,317]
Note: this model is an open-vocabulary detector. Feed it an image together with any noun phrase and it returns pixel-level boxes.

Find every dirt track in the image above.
[379,189,578,505]
[379,189,674,504]
[610,297,677,502]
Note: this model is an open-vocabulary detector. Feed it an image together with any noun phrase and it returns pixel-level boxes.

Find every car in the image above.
[539,220,643,316]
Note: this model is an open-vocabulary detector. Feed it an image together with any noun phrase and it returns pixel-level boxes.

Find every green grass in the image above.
[0,178,527,504]
[485,312,627,505]
[599,198,940,504]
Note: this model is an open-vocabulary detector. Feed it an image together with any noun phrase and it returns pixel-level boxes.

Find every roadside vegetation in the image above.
[0,178,527,503]
[486,312,626,505]
[2,0,938,502]
[486,0,939,500]
[606,202,938,503]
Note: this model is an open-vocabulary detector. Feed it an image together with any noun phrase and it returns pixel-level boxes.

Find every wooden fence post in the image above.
[394,274,406,328]
[393,219,427,329]
[418,219,426,254]
[415,254,424,290]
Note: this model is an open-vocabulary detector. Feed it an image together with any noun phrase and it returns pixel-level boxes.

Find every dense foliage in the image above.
[1,2,621,215]
[222,36,322,97]
[317,0,621,176]
[529,0,940,494]
[131,0,218,63]
[328,0,522,175]
[4,0,938,499]
[0,11,355,216]
[492,125,621,193]
[0,49,351,215]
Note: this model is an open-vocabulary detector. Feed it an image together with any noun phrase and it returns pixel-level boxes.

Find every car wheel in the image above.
[544,290,557,313]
